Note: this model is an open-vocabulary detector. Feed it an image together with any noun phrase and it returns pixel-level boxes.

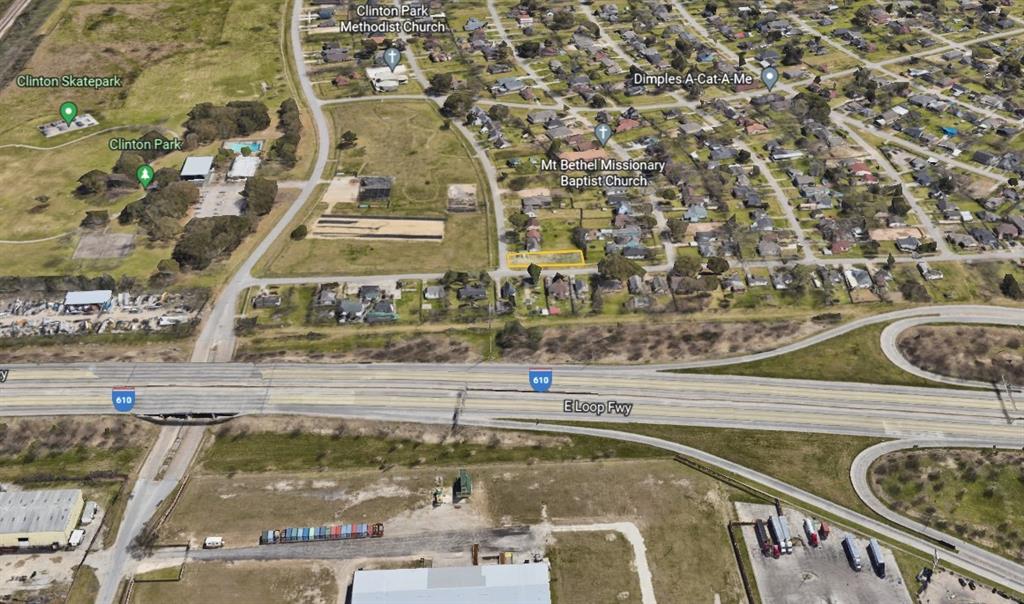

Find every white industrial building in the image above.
[351,562,551,604]
[0,489,84,549]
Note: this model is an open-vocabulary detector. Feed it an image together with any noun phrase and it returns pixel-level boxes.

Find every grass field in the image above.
[560,422,886,518]
[870,448,1024,563]
[0,0,291,276]
[66,566,100,604]
[130,561,337,604]
[674,323,950,388]
[258,100,496,276]
[197,417,664,474]
[548,530,643,604]
[0,417,156,481]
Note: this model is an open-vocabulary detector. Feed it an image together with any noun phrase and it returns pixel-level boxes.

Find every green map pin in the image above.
[136,164,155,188]
[59,101,78,125]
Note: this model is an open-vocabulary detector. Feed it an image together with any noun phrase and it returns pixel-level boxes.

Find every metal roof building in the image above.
[180,156,215,181]
[227,156,261,180]
[0,489,84,549]
[351,562,551,604]
[63,289,113,310]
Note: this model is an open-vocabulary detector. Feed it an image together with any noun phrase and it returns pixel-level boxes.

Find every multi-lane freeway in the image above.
[1,362,1022,441]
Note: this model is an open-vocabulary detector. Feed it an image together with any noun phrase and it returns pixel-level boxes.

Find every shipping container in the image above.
[867,538,886,577]
[767,516,783,549]
[754,520,771,555]
[842,536,863,571]
[779,516,793,553]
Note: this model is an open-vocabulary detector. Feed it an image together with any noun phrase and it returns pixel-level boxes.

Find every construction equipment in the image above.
[455,468,472,502]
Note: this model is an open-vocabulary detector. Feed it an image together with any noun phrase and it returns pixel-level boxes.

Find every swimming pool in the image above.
[223,140,264,154]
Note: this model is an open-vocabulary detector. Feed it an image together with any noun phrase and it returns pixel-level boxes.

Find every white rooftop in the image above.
[228,156,261,179]
[352,562,551,604]
[0,489,81,535]
[64,290,112,306]
[181,156,215,178]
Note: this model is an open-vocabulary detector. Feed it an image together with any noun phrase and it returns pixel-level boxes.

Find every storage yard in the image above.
[736,502,912,604]
[0,291,201,339]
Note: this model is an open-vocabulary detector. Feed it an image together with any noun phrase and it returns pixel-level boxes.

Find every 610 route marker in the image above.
[529,368,552,392]
[112,386,136,413]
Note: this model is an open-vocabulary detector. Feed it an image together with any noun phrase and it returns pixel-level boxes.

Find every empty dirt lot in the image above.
[897,324,1024,384]
[310,215,445,240]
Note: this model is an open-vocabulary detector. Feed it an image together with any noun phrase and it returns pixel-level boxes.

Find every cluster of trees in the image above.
[495,319,542,351]
[269,99,302,168]
[170,177,278,270]
[1001,274,1023,300]
[172,215,253,271]
[119,181,201,242]
[76,134,179,197]
[184,101,271,144]
[598,254,645,281]
[442,90,477,117]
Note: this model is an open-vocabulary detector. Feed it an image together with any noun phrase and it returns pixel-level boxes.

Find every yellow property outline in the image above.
[506,249,587,269]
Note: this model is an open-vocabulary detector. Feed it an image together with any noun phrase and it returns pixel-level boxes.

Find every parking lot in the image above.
[736,502,912,604]
[194,175,246,218]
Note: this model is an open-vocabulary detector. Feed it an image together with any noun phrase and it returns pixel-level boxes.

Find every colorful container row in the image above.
[260,522,384,544]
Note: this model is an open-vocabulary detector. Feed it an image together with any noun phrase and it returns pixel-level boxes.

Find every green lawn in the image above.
[673,323,952,388]
[871,448,1024,563]
[259,100,496,276]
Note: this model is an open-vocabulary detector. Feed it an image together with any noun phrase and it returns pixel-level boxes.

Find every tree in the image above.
[527,263,542,284]
[706,256,729,274]
[598,254,645,281]
[886,253,896,270]
[338,130,358,149]
[672,255,701,276]
[242,177,278,216]
[571,227,588,255]
[488,104,510,122]
[1001,274,1024,300]
[157,258,180,274]
[516,41,541,58]
[427,73,453,95]
[80,210,109,228]
[113,152,145,178]
[551,10,575,29]
[889,196,911,216]
[76,170,108,196]
[290,224,308,240]
[441,91,475,117]
[666,218,689,242]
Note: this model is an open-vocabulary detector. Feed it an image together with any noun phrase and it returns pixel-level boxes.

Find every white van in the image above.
[203,536,224,549]
[68,529,86,549]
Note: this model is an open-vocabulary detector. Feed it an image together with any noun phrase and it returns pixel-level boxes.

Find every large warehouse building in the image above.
[0,489,84,549]
[351,561,551,604]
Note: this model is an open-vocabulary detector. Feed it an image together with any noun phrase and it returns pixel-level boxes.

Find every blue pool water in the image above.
[223,140,264,154]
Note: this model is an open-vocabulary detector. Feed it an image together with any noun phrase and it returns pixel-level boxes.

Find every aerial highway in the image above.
[1,362,1021,442]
